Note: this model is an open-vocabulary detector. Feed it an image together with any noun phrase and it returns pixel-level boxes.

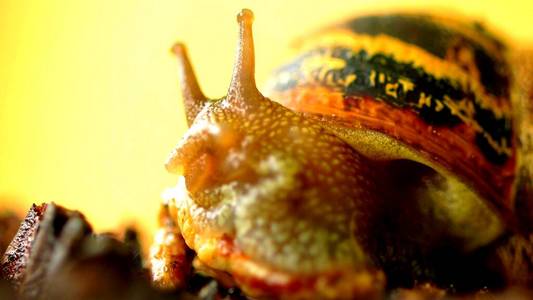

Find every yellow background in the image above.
[1,0,532,247]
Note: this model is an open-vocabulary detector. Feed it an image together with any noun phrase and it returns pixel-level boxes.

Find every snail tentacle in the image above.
[172,43,207,126]
[227,9,262,108]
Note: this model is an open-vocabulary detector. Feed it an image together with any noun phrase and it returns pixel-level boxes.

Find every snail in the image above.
[151,8,533,299]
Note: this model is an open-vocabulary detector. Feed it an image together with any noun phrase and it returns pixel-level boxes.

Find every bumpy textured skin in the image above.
[165,69,386,298]
[265,13,517,220]
[155,9,530,299]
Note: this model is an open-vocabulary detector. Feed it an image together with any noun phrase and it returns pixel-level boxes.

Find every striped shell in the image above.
[265,13,518,224]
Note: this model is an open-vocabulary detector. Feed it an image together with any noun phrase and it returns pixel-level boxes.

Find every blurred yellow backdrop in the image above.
[1,0,532,247]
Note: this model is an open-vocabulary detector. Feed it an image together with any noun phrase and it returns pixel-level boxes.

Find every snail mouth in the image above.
[166,120,259,203]
[194,245,385,299]
[178,147,261,210]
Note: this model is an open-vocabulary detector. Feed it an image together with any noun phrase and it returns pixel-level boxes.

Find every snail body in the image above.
[152,9,532,299]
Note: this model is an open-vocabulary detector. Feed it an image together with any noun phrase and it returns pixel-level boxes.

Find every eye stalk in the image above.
[171,43,207,126]
[172,9,262,127]
[228,9,261,104]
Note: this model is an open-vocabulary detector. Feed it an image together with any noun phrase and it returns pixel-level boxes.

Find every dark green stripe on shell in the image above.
[339,14,511,99]
[269,47,512,165]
